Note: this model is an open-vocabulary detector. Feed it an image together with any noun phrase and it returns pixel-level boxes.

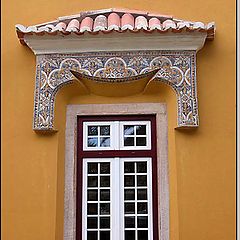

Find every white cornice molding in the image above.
[24,32,207,55]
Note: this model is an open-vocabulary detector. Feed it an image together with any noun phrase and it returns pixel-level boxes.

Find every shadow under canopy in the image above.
[70,68,160,97]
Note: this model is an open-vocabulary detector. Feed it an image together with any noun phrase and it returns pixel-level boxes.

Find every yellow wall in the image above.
[2,0,236,240]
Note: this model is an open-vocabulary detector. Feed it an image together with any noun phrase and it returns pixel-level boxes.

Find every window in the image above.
[77,115,158,240]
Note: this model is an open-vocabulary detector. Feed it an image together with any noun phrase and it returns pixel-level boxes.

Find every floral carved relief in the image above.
[34,51,198,131]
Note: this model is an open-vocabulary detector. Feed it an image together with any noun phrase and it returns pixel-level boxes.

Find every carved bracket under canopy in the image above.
[34,51,198,130]
[15,8,215,131]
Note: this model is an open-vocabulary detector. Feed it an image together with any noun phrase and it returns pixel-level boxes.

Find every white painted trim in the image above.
[64,103,169,240]
[24,31,207,55]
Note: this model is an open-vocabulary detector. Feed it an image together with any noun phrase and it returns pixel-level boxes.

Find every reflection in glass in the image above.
[100,126,110,136]
[124,125,134,135]
[124,137,134,146]
[137,175,147,186]
[124,203,135,214]
[100,176,110,187]
[87,217,98,229]
[100,163,110,174]
[136,125,146,135]
[88,126,98,136]
[136,137,146,146]
[88,176,98,187]
[124,176,135,187]
[124,189,135,200]
[124,162,135,173]
[87,231,98,240]
[137,202,148,214]
[88,137,98,147]
[100,190,110,201]
[87,190,98,201]
[100,137,110,147]
[125,216,135,228]
[87,203,98,215]
[137,162,147,173]
[137,189,147,200]
[100,217,110,229]
[137,216,148,228]
[88,163,98,174]
[100,203,110,215]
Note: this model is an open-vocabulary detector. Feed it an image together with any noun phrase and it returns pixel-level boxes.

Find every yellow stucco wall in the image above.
[2,0,236,240]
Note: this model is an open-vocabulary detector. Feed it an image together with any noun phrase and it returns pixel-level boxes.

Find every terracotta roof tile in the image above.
[15,8,216,44]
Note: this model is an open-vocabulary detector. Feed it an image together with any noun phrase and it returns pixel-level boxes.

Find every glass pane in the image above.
[138,230,148,240]
[124,162,135,173]
[100,190,110,201]
[124,189,135,200]
[124,137,134,146]
[100,231,110,240]
[136,137,146,146]
[87,190,98,201]
[125,216,135,228]
[124,176,135,187]
[100,203,110,215]
[88,163,98,174]
[137,176,147,186]
[87,203,98,215]
[124,125,134,135]
[88,126,98,136]
[100,126,110,136]
[137,189,147,200]
[88,176,98,187]
[137,202,148,214]
[87,231,98,240]
[125,230,135,240]
[136,125,146,135]
[124,203,135,214]
[100,163,110,174]
[100,137,110,147]
[100,217,110,229]
[88,137,98,147]
[100,176,110,187]
[137,216,148,228]
[137,162,147,173]
[87,217,98,229]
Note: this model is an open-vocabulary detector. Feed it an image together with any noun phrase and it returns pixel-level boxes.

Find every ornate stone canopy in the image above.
[15,8,215,131]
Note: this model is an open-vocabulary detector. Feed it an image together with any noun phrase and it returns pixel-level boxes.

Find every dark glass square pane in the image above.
[136,137,146,146]
[100,163,110,174]
[88,126,98,136]
[100,176,110,187]
[100,203,110,215]
[125,230,135,240]
[88,137,98,147]
[100,231,110,240]
[87,203,98,215]
[100,137,110,147]
[136,125,146,135]
[137,189,147,200]
[87,217,98,229]
[124,189,135,200]
[124,137,134,146]
[124,162,135,173]
[137,216,148,228]
[124,176,135,187]
[87,190,98,201]
[124,125,134,135]
[137,176,147,186]
[137,162,147,173]
[137,202,148,214]
[100,190,110,201]
[124,203,135,214]
[88,176,98,187]
[100,217,110,229]
[125,216,135,228]
[138,230,148,240]
[87,231,98,240]
[88,163,98,174]
[100,126,110,136]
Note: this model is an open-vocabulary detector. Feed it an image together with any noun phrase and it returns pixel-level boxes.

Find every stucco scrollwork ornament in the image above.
[33,51,198,131]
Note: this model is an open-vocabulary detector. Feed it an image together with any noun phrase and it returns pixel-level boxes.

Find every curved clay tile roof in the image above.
[16,8,215,45]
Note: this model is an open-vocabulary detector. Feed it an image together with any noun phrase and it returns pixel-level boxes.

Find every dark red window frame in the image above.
[76,115,159,240]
